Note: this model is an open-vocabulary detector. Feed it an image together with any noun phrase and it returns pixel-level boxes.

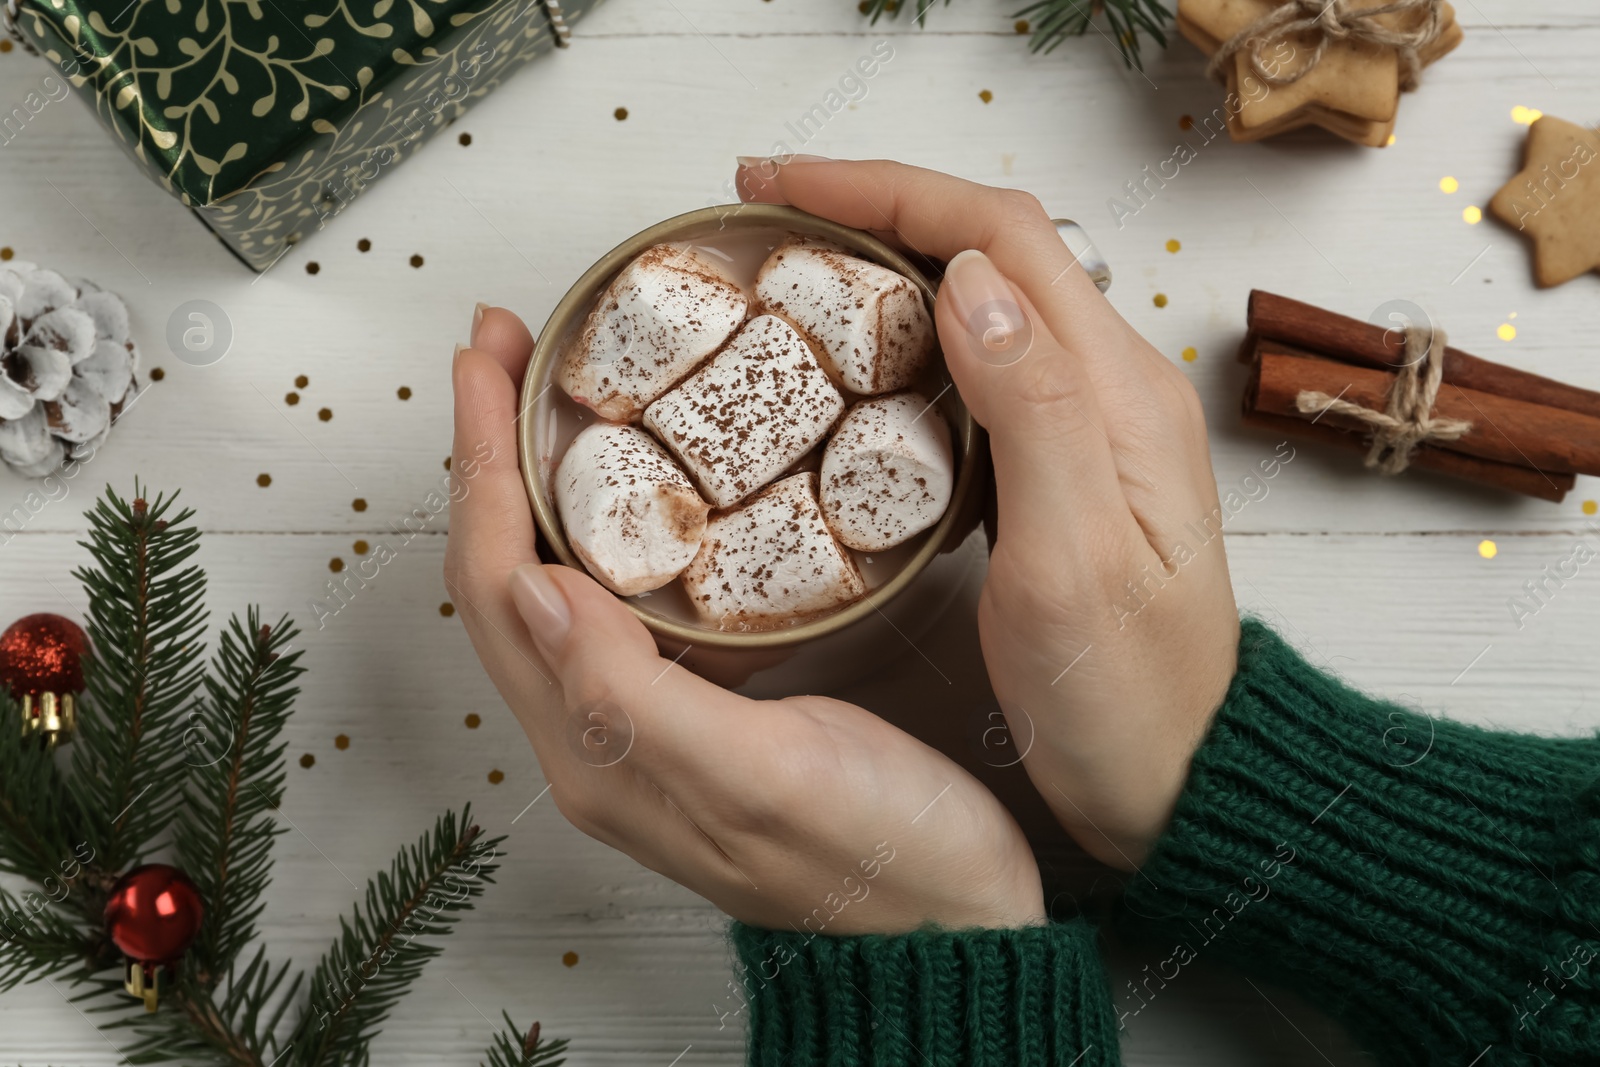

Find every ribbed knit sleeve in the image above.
[729,919,1120,1067]
[1121,618,1600,1066]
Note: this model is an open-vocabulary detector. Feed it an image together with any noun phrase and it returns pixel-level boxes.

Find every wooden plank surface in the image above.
[1,0,1597,1063]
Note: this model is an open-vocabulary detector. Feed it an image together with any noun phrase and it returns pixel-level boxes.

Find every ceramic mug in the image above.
[518,203,992,696]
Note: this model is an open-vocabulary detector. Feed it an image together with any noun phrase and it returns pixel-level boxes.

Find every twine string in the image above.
[1207,0,1446,91]
[1294,323,1472,475]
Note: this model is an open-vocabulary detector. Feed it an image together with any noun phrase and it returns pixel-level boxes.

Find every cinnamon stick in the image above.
[1245,291,1600,421]
[1238,408,1573,502]
[1252,347,1600,478]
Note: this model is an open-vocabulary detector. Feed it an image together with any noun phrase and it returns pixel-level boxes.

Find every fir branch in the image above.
[0,885,96,993]
[859,0,1173,69]
[176,610,305,985]
[480,1015,568,1067]
[289,810,504,1067]
[70,484,209,874]
[0,689,81,887]
[1020,0,1172,68]
[105,948,303,1067]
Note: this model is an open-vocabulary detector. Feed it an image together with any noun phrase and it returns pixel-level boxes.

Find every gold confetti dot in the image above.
[1463,205,1482,225]
[614,106,629,121]
[296,374,309,388]
[1165,238,1181,253]
[1385,133,1397,146]
[352,498,368,512]
[1583,500,1597,516]
[465,713,482,729]
[1512,105,1543,125]
[458,132,473,146]
[353,539,370,554]
[357,238,372,252]
[329,558,345,573]
[410,253,425,268]
[1153,293,1169,308]
[318,407,333,421]
[0,246,12,260]
[443,456,452,471]
[150,367,166,381]
[1182,346,1198,362]
[397,386,412,400]
[286,391,300,405]
[257,473,272,488]
[300,753,316,768]
[440,602,456,618]
[335,734,350,751]
[1438,176,1459,194]
[978,89,993,104]
[306,261,321,275]
[1014,19,1030,33]
[562,951,579,968]
[0,40,13,54]
[1478,539,1498,559]
[857,0,870,10]
[488,769,505,784]
[1497,323,1517,341]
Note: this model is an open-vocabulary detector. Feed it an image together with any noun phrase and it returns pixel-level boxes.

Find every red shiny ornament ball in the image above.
[0,613,88,700]
[104,865,204,964]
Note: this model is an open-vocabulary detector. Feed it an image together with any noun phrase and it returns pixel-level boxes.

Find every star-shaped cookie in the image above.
[1490,116,1600,287]
[1177,0,1462,146]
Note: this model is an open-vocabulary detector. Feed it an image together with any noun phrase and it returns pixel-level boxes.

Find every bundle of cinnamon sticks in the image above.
[1239,292,1600,502]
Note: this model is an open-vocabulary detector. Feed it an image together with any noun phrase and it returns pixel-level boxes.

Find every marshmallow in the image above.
[555,423,710,596]
[754,237,935,395]
[643,314,845,508]
[820,394,955,552]
[682,472,866,629]
[557,244,748,422]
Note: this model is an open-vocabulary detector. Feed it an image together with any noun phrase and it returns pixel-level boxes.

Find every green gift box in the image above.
[3,0,597,270]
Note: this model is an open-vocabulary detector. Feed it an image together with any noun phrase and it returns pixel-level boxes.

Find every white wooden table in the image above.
[2,1,1596,1063]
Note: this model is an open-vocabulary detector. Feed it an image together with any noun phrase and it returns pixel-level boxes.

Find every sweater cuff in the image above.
[1121,618,1600,1063]
[729,919,1119,1067]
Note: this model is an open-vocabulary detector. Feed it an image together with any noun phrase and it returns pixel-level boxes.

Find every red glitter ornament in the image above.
[0,613,88,747]
[104,864,204,1011]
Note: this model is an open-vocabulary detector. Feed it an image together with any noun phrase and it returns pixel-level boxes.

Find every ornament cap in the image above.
[21,692,76,750]
[123,958,164,1013]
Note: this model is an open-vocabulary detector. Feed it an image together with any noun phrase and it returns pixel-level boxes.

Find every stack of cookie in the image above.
[1177,0,1463,147]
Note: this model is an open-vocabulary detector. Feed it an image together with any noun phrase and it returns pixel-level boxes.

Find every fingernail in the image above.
[943,250,1034,368]
[735,153,835,168]
[471,302,488,345]
[510,563,572,656]
[453,341,466,364]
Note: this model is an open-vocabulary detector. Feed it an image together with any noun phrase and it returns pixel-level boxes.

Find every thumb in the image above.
[507,561,736,761]
[509,561,670,697]
[935,249,1132,557]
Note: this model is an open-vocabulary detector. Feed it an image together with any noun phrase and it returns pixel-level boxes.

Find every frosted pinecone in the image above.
[0,261,139,477]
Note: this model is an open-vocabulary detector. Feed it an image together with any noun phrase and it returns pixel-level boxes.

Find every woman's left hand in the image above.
[443,306,1047,935]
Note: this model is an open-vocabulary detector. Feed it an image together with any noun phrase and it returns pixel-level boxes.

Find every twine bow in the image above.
[1295,324,1472,475]
[1207,0,1446,92]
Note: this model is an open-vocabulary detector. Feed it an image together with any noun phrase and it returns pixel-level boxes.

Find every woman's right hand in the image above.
[444,306,1046,937]
[739,158,1245,871]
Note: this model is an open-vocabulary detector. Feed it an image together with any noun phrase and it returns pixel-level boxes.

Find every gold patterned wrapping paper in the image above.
[4,0,596,270]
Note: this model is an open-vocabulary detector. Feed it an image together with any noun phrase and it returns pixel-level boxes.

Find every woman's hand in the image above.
[444,306,1044,934]
[738,158,1241,871]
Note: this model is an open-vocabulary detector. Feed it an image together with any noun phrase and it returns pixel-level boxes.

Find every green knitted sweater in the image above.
[729,620,1600,1066]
